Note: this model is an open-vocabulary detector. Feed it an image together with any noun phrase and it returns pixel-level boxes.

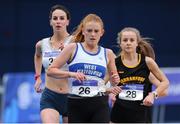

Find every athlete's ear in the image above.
[49,19,52,27]
[100,29,104,36]
[66,20,70,26]
[82,29,85,35]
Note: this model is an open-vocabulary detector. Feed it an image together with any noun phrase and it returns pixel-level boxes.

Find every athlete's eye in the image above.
[122,38,128,42]
[94,29,99,33]
[130,38,135,42]
[53,16,58,20]
[87,29,92,32]
[59,16,65,20]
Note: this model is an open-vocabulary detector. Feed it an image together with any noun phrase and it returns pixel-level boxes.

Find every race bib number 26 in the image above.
[71,80,99,97]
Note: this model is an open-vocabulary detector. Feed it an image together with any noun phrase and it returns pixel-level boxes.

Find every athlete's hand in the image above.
[34,78,43,93]
[69,72,86,82]
[142,92,154,106]
[106,86,122,96]
[110,72,120,86]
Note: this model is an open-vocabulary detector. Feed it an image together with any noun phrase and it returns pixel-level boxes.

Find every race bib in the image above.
[118,84,144,101]
[70,76,106,97]
[71,79,99,97]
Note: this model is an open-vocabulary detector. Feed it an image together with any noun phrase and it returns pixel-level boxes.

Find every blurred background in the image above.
[0,0,180,123]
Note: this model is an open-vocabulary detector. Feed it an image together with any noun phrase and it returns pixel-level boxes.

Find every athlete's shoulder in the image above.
[36,37,49,45]
[145,56,154,64]
[65,35,74,44]
[105,48,114,55]
[35,37,50,49]
[64,42,77,50]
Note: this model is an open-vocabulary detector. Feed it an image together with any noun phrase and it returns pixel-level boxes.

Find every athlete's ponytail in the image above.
[137,38,155,60]
[72,22,84,43]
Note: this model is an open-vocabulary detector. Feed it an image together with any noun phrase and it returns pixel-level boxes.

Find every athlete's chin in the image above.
[56,29,62,32]
[125,49,134,53]
[87,42,97,46]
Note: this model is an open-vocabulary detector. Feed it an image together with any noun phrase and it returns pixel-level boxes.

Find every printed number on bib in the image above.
[71,79,99,97]
[49,57,54,65]
[119,84,144,101]
[79,87,90,95]
[126,90,136,98]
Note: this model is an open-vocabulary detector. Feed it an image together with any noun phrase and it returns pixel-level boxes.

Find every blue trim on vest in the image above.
[80,43,101,56]
[67,43,78,64]
[104,48,107,65]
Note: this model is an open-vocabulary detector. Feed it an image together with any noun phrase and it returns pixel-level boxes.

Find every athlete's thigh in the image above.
[41,108,60,123]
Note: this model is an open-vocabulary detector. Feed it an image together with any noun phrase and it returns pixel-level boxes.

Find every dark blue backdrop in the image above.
[0,0,180,76]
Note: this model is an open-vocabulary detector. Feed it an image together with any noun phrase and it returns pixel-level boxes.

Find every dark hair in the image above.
[49,4,71,21]
[117,27,155,60]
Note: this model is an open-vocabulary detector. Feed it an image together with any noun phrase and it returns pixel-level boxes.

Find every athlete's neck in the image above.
[51,32,69,43]
[122,52,138,61]
[82,43,99,53]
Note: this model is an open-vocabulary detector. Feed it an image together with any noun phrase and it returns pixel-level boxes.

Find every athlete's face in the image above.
[50,9,69,32]
[82,21,104,46]
[120,31,138,53]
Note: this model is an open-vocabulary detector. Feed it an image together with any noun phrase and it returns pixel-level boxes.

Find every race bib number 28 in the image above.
[119,84,144,101]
